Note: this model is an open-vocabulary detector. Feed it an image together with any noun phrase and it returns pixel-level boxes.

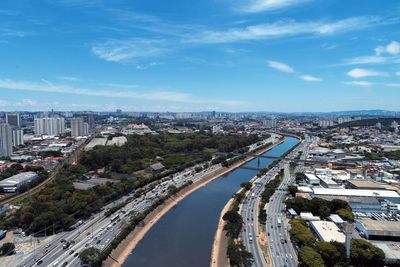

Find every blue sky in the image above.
[0,0,400,112]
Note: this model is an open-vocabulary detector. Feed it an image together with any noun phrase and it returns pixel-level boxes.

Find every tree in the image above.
[351,239,385,266]
[240,182,252,191]
[79,247,101,266]
[337,208,354,222]
[319,206,331,219]
[315,241,344,267]
[288,185,298,197]
[0,242,15,256]
[299,246,325,267]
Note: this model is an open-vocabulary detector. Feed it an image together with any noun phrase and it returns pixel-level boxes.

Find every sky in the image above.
[0,0,400,112]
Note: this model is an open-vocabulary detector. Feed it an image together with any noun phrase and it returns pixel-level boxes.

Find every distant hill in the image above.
[335,117,400,128]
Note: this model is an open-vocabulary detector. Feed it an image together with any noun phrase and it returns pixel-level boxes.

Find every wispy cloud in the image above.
[268,60,321,82]
[344,81,373,87]
[92,38,168,63]
[135,62,164,70]
[0,78,191,102]
[58,76,80,82]
[239,0,311,13]
[299,75,322,82]
[185,16,387,44]
[342,40,400,65]
[396,71,400,76]
[0,78,247,107]
[268,60,294,73]
[385,83,400,88]
[347,68,388,78]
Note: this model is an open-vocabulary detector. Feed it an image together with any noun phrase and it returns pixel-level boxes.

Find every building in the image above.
[0,171,38,192]
[305,173,320,185]
[11,128,24,146]
[5,112,20,127]
[0,123,13,157]
[87,113,95,129]
[71,117,88,137]
[356,219,400,241]
[310,221,346,243]
[312,188,400,203]
[263,118,277,128]
[34,117,65,136]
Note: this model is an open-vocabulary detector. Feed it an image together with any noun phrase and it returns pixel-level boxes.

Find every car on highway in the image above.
[36,260,43,265]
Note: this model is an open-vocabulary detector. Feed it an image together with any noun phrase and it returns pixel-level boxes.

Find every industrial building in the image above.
[0,172,38,193]
[312,188,400,203]
[356,219,400,241]
[310,220,346,243]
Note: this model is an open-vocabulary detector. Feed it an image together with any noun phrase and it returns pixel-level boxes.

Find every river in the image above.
[122,136,299,267]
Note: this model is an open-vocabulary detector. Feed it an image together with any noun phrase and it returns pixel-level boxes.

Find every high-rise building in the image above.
[263,118,277,128]
[5,112,20,127]
[11,128,24,147]
[87,113,95,129]
[0,123,13,157]
[71,117,87,137]
[34,117,65,136]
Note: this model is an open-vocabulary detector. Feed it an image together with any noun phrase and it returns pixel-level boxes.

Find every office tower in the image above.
[0,123,13,157]
[71,117,86,137]
[11,128,24,146]
[34,117,65,136]
[83,122,89,136]
[5,112,20,127]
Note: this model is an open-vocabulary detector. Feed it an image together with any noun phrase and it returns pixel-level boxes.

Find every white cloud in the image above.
[396,71,400,76]
[347,68,388,78]
[185,16,384,44]
[268,60,294,73]
[0,99,8,107]
[240,0,310,13]
[341,55,388,65]
[299,75,322,82]
[58,76,80,82]
[385,83,400,88]
[375,41,400,55]
[0,78,191,102]
[15,99,37,107]
[0,78,247,108]
[344,81,373,87]
[92,38,168,63]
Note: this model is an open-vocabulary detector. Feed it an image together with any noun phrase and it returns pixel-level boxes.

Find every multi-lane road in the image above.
[12,135,279,267]
[241,135,314,267]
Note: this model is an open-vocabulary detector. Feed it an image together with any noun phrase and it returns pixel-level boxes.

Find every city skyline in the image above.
[1,0,400,112]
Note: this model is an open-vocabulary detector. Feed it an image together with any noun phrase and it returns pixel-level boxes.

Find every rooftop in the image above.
[0,172,38,185]
[357,219,400,232]
[312,188,400,198]
[310,221,346,243]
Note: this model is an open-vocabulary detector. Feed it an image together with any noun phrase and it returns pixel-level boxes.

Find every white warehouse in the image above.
[0,172,38,193]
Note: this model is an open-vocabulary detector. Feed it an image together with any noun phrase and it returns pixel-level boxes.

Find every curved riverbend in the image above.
[121,137,299,267]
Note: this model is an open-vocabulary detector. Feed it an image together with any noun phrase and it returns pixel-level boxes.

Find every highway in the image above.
[241,135,313,267]
[265,136,315,267]
[14,136,277,267]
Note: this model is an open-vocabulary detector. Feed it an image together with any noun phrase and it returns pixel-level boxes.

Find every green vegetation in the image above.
[223,186,253,266]
[1,133,258,235]
[285,197,353,221]
[79,133,260,175]
[289,219,316,247]
[299,246,325,267]
[79,247,101,266]
[287,185,298,197]
[240,182,252,191]
[0,242,15,256]
[295,172,306,183]
[363,150,400,161]
[258,169,284,224]
[351,239,385,266]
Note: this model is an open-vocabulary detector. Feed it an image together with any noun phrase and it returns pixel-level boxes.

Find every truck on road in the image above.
[277,218,282,228]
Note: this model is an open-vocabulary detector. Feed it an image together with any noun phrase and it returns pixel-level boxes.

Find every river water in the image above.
[122,137,299,267]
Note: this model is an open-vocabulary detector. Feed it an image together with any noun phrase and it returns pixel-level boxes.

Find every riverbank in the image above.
[104,137,283,267]
[210,198,233,267]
